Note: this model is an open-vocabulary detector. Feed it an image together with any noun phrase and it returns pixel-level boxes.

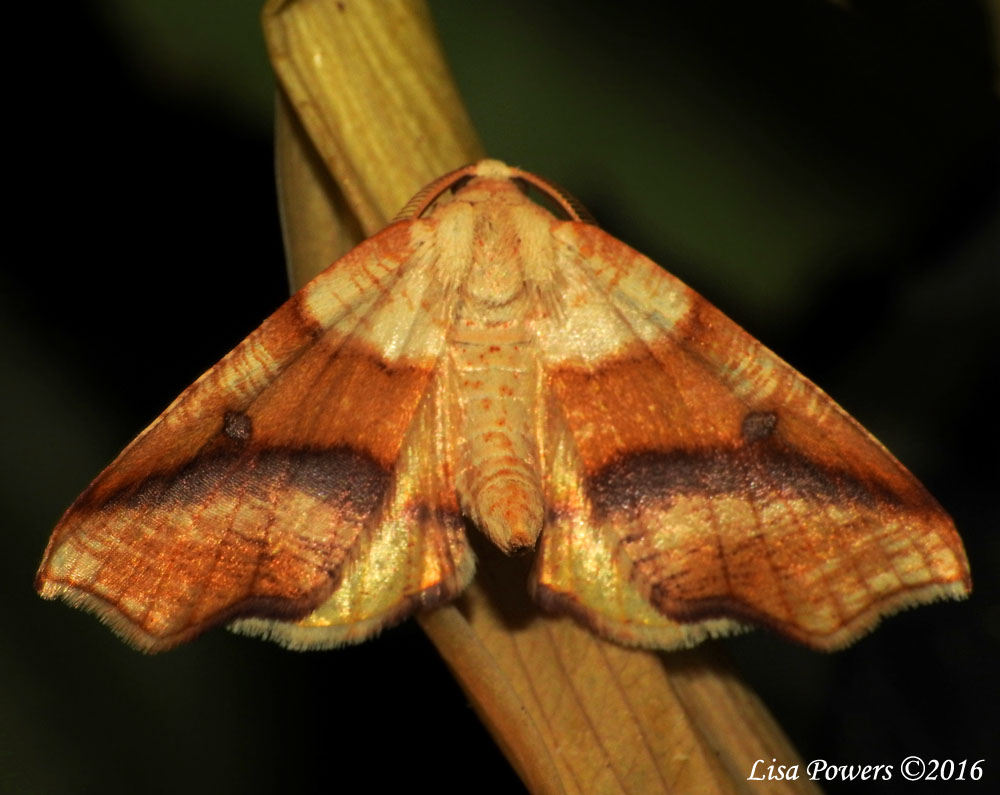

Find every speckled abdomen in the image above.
[449,328,543,551]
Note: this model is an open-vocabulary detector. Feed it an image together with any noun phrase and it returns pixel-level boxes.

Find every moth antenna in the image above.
[507,168,597,224]
[391,163,481,222]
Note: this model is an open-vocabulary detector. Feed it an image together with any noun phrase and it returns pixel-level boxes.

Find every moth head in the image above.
[394,159,595,224]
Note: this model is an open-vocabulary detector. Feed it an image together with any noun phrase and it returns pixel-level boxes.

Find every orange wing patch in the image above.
[231,369,474,649]
[37,160,970,653]
[534,223,969,650]
[36,222,469,651]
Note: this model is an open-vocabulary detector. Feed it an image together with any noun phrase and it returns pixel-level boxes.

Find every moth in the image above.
[36,159,971,652]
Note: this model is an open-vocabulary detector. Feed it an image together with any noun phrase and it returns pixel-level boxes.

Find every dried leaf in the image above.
[263,0,481,236]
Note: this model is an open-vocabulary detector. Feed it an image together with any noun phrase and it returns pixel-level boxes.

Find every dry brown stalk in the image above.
[264,2,820,792]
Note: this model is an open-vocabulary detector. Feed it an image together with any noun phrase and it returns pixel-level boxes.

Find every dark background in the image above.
[5,1,997,792]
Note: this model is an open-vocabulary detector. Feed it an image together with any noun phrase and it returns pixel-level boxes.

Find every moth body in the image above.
[36,160,970,653]
[434,188,556,551]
